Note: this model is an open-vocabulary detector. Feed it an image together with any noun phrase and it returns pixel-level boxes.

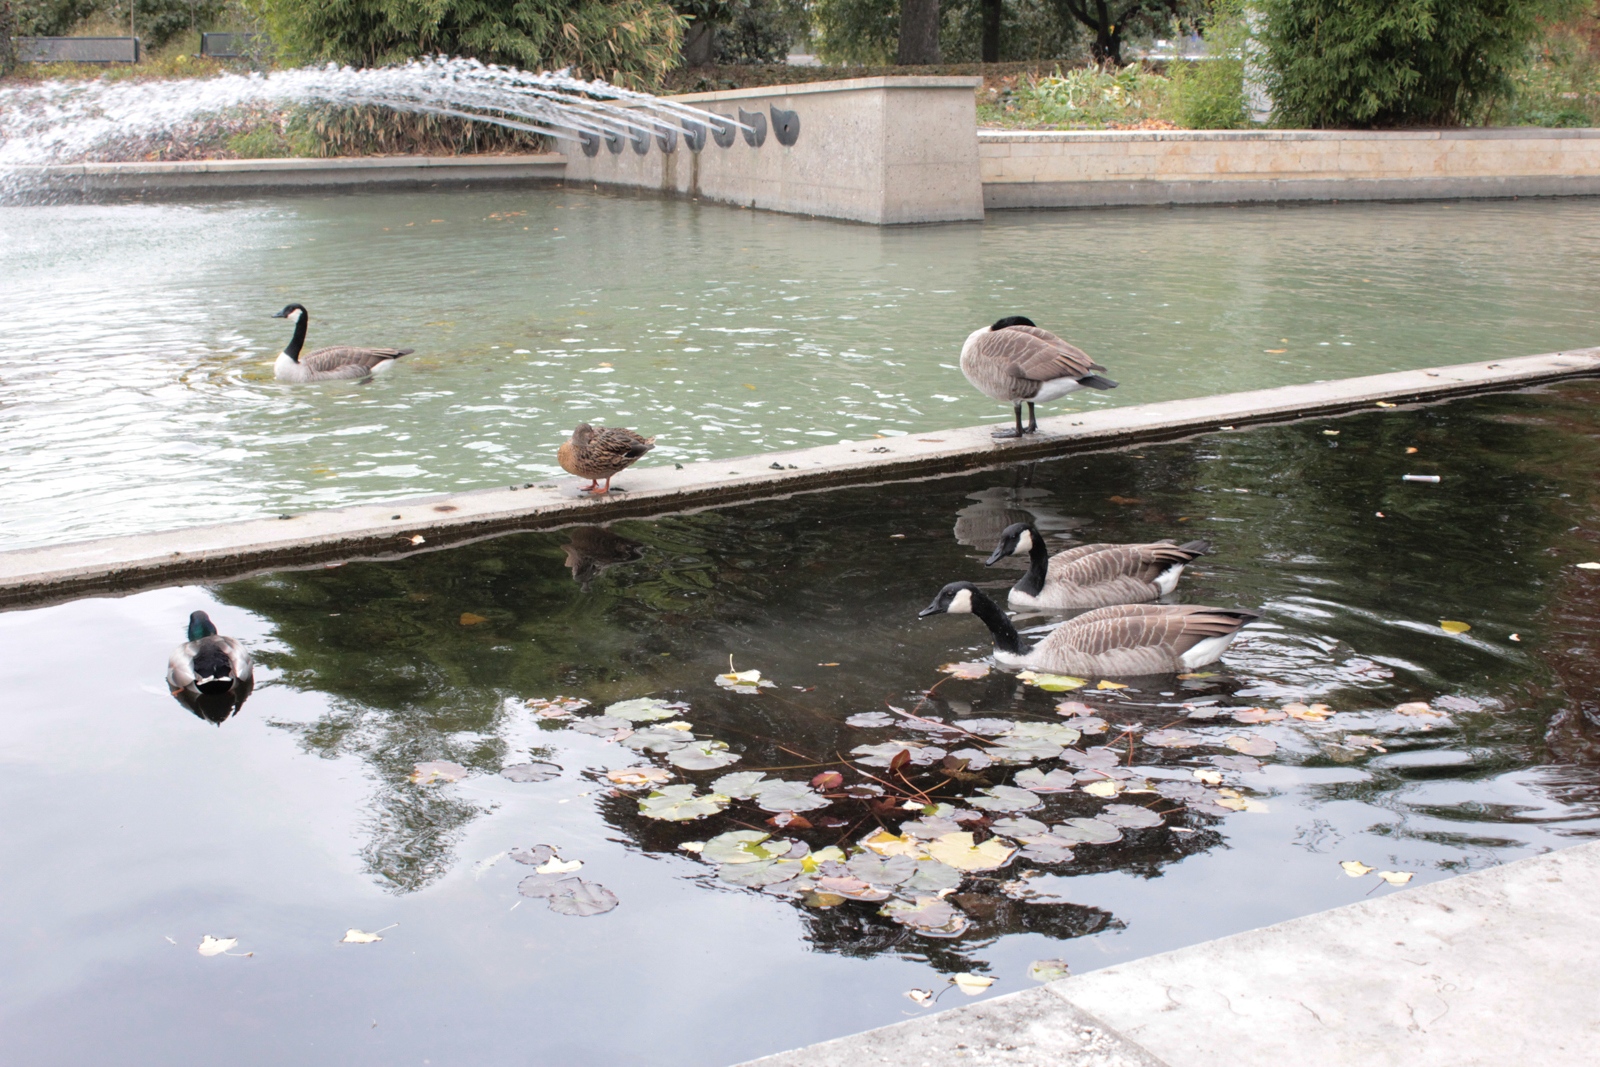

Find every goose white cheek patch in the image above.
[1014,530,1033,555]
[948,588,974,614]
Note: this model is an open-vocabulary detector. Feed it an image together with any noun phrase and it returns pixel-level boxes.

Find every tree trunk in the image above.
[682,20,716,67]
[897,0,941,66]
[980,0,1001,63]
[1090,24,1122,65]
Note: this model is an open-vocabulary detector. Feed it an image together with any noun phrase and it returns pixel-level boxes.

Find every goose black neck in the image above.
[284,313,307,361]
[1014,530,1049,597]
[969,587,1027,656]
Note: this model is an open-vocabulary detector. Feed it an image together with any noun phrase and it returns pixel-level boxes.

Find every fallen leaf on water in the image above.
[939,661,991,679]
[768,811,812,829]
[1193,768,1223,785]
[1082,780,1121,798]
[526,695,590,718]
[1108,495,1141,505]
[906,988,935,1006]
[410,761,469,784]
[1340,860,1374,877]
[678,841,705,853]
[811,771,844,790]
[197,935,243,957]
[1577,562,1600,571]
[1232,707,1286,724]
[951,973,995,996]
[459,612,487,626]
[1029,959,1070,982]
[1322,429,1340,436]
[1096,680,1128,690]
[1017,671,1088,691]
[1176,671,1217,680]
[409,535,426,545]
[1376,401,1397,408]
[1377,870,1414,885]
[1395,701,1442,717]
[1225,735,1277,757]
[606,766,672,787]
[1510,634,1521,641]
[1342,734,1388,752]
[818,662,840,667]
[340,926,392,944]
[716,668,775,692]
[1405,447,1418,454]
[537,857,583,875]
[1285,702,1334,722]
[1264,348,1287,354]
[1440,620,1471,634]
[1144,728,1204,748]
[926,832,1014,871]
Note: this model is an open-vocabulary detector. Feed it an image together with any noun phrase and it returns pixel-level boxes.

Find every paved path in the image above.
[2,349,1596,608]
[738,841,1600,1066]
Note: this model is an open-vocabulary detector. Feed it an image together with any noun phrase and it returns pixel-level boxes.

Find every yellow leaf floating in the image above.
[1377,871,1414,886]
[926,832,1015,872]
[1081,780,1120,798]
[1017,671,1087,692]
[951,973,995,996]
[939,661,991,680]
[860,832,923,859]
[1096,679,1129,690]
[1440,620,1471,634]
[340,928,385,944]
[1394,702,1442,717]
[459,612,487,626]
[1340,860,1373,877]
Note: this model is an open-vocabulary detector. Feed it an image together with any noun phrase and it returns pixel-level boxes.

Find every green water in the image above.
[3,386,1600,1065]
[2,190,1599,549]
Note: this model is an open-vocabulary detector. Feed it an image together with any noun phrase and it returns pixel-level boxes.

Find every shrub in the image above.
[251,0,686,86]
[1170,0,1246,129]
[1008,63,1172,125]
[1260,0,1587,127]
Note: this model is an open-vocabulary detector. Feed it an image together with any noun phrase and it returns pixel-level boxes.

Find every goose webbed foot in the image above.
[992,405,1026,439]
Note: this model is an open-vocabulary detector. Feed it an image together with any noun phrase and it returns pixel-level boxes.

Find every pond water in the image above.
[4,384,1600,1066]
[3,191,1600,549]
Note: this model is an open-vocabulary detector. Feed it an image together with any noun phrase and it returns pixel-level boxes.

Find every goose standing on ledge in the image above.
[558,423,656,494]
[272,303,414,382]
[167,611,254,723]
[919,581,1256,676]
[987,522,1211,609]
[960,316,1117,438]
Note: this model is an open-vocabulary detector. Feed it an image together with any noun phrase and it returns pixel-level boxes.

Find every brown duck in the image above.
[558,424,655,494]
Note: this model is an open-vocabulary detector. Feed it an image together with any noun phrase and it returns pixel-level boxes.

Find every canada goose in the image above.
[960,316,1118,438]
[271,304,414,382]
[558,424,656,494]
[987,523,1210,609]
[919,582,1257,676]
[167,611,254,723]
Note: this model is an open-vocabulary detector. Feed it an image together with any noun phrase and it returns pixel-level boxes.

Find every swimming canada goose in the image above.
[960,316,1118,438]
[167,611,254,723]
[987,522,1211,609]
[558,424,656,494]
[919,581,1257,676]
[271,304,414,382]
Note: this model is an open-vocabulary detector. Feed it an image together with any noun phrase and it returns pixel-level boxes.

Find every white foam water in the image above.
[0,55,741,171]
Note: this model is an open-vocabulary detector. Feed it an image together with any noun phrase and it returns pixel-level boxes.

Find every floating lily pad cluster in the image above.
[513,844,618,916]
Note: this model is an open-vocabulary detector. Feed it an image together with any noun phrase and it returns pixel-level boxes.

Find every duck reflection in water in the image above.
[561,526,645,588]
[166,610,254,725]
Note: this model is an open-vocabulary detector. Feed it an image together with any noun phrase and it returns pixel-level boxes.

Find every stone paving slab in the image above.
[1,349,1597,609]
[736,841,1600,1067]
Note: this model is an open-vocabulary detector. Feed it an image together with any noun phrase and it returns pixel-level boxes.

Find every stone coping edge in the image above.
[734,840,1600,1066]
[11,153,566,178]
[1,348,1595,611]
[978,126,1600,143]
[669,75,984,104]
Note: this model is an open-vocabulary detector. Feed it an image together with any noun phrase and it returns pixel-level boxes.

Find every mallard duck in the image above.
[987,522,1210,609]
[561,526,644,586]
[960,316,1118,438]
[918,581,1256,676]
[557,424,655,494]
[167,611,254,723]
[272,304,414,382]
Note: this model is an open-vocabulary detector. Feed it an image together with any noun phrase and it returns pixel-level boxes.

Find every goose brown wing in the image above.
[1046,543,1123,567]
[976,328,1098,392]
[1052,605,1257,658]
[302,346,413,375]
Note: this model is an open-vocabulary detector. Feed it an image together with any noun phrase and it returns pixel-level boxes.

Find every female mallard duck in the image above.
[558,424,655,494]
[960,316,1118,438]
[272,303,414,382]
[167,611,254,723]
[919,581,1256,676]
[987,522,1210,609]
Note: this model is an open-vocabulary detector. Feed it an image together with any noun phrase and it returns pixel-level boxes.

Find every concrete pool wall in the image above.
[2,347,1596,609]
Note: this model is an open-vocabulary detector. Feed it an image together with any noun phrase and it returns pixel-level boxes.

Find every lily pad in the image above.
[1098,803,1164,829]
[1005,722,1082,746]
[501,762,561,783]
[710,771,771,799]
[1058,714,1108,734]
[1232,707,1287,724]
[638,785,730,821]
[846,853,917,886]
[989,815,1048,837]
[702,830,789,865]
[621,725,694,753]
[926,832,1016,872]
[752,780,831,813]
[1052,818,1123,845]
[1017,834,1077,864]
[845,712,895,728]
[718,859,805,888]
[1029,959,1071,982]
[947,748,995,770]
[1225,735,1278,757]
[517,872,578,898]
[1143,729,1205,749]
[668,740,741,770]
[901,858,964,894]
[409,761,469,784]
[985,738,1064,764]
[1017,671,1088,691]
[851,742,946,768]
[605,697,687,722]
[1061,747,1121,771]
[605,766,673,788]
[817,876,892,902]
[903,816,964,839]
[546,880,619,916]
[970,785,1043,812]
[1207,754,1263,773]
[880,896,970,938]
[510,845,555,866]
[1013,768,1079,793]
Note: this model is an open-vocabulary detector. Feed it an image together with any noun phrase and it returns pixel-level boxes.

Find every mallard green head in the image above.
[187,610,219,642]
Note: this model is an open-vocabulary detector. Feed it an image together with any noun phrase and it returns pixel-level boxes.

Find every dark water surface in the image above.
[4,384,1600,1066]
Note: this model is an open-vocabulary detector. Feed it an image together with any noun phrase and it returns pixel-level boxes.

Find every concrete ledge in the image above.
[9,153,567,196]
[1,348,1596,610]
[984,175,1600,209]
[736,840,1600,1067]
